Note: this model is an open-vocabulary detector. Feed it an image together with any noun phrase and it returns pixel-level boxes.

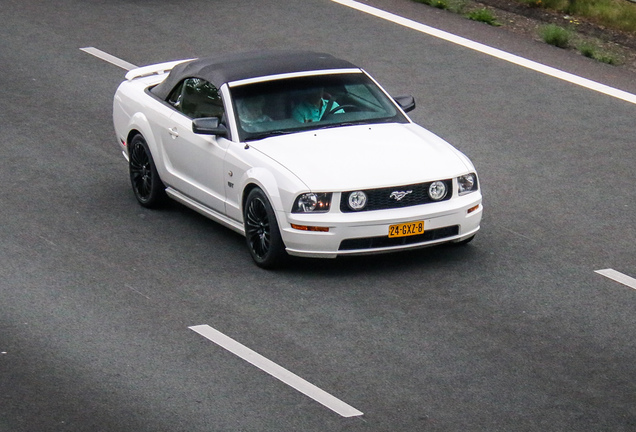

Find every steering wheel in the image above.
[323,104,360,118]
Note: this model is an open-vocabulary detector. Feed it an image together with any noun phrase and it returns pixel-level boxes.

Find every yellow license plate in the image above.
[388,221,425,238]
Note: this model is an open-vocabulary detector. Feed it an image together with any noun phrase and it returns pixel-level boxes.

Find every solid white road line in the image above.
[80,47,137,70]
[331,0,636,106]
[189,324,364,418]
[595,269,636,290]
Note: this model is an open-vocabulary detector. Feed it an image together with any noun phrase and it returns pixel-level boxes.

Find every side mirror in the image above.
[192,117,228,137]
[393,95,416,113]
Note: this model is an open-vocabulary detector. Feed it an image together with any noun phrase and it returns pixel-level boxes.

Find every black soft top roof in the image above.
[151,50,358,100]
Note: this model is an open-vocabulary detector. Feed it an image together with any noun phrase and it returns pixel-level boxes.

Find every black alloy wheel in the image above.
[128,134,165,208]
[244,188,286,269]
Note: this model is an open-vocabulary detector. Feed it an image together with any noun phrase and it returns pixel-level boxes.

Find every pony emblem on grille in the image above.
[390,190,413,201]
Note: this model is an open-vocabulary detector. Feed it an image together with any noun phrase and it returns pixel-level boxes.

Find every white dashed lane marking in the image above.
[596,269,636,290]
[80,47,137,70]
[189,324,364,418]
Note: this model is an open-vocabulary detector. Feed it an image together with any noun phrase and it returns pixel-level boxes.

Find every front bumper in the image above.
[279,192,482,258]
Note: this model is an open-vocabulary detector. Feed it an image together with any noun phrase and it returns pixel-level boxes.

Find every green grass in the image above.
[523,0,636,33]
[539,24,572,48]
[595,53,620,65]
[578,41,597,57]
[413,0,468,13]
[569,0,636,33]
[433,0,449,9]
[466,8,501,25]
[577,41,621,64]
[417,0,636,33]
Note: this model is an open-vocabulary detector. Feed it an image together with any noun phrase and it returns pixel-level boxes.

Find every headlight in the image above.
[292,192,332,213]
[428,181,448,201]
[347,191,367,211]
[457,173,478,195]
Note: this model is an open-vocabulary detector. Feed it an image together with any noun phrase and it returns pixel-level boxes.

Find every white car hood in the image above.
[249,123,472,191]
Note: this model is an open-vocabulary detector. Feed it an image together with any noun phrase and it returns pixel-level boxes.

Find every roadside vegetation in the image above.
[523,0,636,34]
[413,0,469,13]
[412,0,633,67]
[414,0,501,24]
[538,23,621,64]
[577,40,620,64]
[467,8,500,25]
[530,0,633,65]
[539,23,572,48]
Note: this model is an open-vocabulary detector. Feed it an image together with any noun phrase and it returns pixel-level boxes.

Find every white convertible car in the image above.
[113,51,482,268]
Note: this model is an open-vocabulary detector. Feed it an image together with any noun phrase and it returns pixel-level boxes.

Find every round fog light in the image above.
[348,191,367,211]
[428,181,447,201]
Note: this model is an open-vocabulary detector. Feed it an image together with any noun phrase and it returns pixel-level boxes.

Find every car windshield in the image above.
[230,72,409,141]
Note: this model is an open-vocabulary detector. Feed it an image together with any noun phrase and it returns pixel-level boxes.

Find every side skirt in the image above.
[165,187,245,236]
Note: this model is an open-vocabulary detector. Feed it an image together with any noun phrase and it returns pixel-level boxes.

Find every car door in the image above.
[161,78,230,213]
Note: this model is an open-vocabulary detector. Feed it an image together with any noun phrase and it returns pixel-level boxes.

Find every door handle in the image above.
[168,127,179,138]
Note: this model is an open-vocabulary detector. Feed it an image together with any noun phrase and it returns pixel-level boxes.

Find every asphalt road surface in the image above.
[1,0,635,431]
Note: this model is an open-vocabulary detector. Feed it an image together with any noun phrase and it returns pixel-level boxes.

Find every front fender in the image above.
[239,167,287,213]
[235,165,306,230]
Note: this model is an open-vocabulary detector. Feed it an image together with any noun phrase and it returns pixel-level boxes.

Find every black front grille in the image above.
[340,180,452,213]
[339,225,459,251]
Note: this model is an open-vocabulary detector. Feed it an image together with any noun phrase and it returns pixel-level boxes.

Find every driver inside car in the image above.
[292,88,343,123]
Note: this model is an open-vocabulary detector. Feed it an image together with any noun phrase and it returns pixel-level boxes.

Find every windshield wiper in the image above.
[317,120,377,130]
[245,130,293,141]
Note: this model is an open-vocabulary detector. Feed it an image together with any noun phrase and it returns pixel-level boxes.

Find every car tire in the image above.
[128,134,165,208]
[244,188,287,269]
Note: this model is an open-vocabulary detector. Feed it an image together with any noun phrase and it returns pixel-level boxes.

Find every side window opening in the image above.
[167,82,184,109]
[167,78,225,120]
